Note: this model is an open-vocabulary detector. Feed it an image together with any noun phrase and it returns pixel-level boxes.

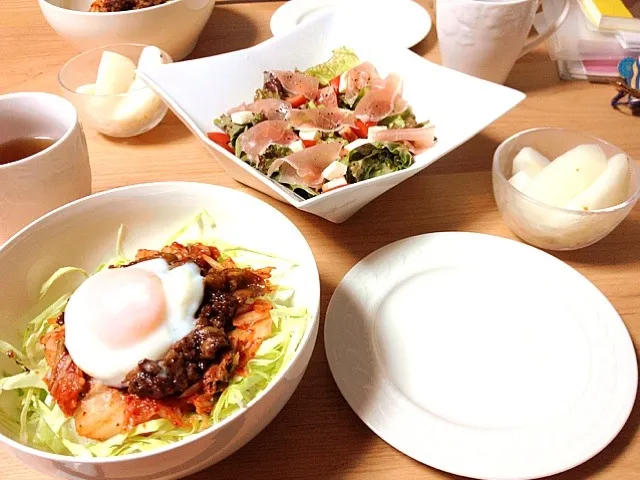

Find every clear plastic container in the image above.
[535,0,640,61]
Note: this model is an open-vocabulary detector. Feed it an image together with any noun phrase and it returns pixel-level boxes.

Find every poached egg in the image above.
[64,258,204,387]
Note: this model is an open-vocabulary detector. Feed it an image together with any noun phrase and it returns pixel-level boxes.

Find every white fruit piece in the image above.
[110,47,171,130]
[127,76,150,93]
[111,88,162,125]
[129,46,169,92]
[367,125,388,140]
[508,170,532,192]
[564,153,631,211]
[230,111,253,125]
[523,144,608,208]
[85,94,123,133]
[95,51,136,95]
[288,140,305,152]
[322,161,348,180]
[75,83,96,95]
[137,45,168,70]
[322,177,348,192]
[511,147,550,177]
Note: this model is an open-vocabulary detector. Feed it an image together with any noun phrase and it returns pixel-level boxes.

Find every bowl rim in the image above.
[493,127,640,215]
[58,43,173,98]
[0,181,320,464]
[39,0,197,16]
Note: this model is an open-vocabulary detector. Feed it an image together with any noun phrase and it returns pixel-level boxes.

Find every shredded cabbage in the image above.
[0,211,309,457]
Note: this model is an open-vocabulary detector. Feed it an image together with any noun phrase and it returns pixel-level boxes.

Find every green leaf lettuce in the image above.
[346,142,414,182]
[305,47,361,85]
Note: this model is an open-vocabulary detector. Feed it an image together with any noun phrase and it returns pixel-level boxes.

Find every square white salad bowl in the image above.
[140,12,526,223]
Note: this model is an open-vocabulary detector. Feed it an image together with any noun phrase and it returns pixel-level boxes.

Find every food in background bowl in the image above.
[38,0,216,61]
[60,44,171,138]
[90,0,170,12]
[0,210,311,457]
[208,48,437,199]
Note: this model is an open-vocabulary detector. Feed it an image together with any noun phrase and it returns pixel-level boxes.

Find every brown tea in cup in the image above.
[0,137,57,165]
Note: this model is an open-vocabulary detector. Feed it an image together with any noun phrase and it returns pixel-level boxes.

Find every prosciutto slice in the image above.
[316,86,338,108]
[344,62,381,104]
[354,74,405,123]
[238,120,299,164]
[370,126,436,154]
[274,71,320,99]
[267,142,342,187]
[228,99,291,120]
[289,108,356,132]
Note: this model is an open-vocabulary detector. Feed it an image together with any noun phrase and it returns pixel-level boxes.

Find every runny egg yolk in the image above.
[72,267,167,347]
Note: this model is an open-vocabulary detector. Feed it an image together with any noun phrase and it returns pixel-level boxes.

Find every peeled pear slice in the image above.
[508,170,532,192]
[75,83,96,95]
[129,46,168,92]
[95,51,136,95]
[112,88,163,125]
[138,45,168,69]
[76,85,120,125]
[523,144,608,208]
[564,153,631,211]
[511,147,550,177]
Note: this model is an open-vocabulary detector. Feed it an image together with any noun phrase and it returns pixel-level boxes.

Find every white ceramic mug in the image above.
[0,92,92,243]
[436,0,570,84]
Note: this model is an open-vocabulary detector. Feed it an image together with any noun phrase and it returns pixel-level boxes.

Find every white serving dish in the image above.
[0,182,320,480]
[39,0,216,61]
[270,0,432,49]
[139,12,526,223]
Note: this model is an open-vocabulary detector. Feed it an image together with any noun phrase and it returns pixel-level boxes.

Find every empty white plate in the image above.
[270,0,432,49]
[324,232,637,480]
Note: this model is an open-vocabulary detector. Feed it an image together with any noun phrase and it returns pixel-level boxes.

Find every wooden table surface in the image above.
[1,0,639,479]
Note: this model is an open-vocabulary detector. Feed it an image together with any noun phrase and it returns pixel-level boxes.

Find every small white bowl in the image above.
[139,11,526,223]
[0,182,320,480]
[493,128,640,251]
[38,0,216,61]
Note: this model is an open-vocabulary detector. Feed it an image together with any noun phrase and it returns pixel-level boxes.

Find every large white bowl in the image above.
[139,11,526,223]
[39,0,216,61]
[0,182,320,480]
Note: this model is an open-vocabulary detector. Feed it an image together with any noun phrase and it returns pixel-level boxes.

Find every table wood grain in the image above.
[1,1,639,479]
